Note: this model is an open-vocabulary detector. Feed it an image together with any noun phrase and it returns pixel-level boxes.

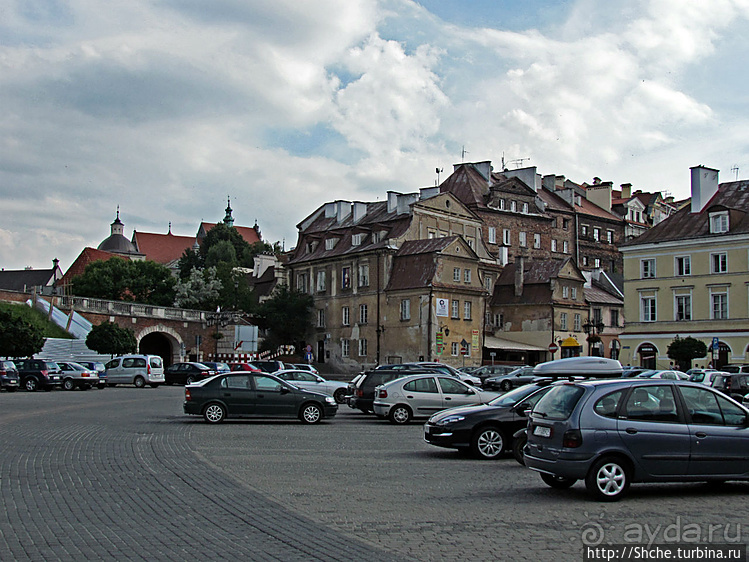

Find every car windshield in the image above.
[533,384,585,420]
[487,384,543,407]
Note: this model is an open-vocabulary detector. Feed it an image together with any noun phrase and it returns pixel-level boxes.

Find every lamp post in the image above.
[582,319,605,357]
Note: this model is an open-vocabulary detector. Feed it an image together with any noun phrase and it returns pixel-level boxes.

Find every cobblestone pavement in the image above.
[2,387,748,561]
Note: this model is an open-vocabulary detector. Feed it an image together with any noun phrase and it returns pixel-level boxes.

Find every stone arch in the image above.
[136,325,184,366]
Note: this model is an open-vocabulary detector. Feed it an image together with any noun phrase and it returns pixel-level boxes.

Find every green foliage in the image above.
[667,336,708,370]
[0,303,72,339]
[86,322,137,357]
[205,240,238,268]
[0,309,45,358]
[71,258,176,305]
[174,267,223,310]
[200,223,253,268]
[253,285,313,352]
[178,248,202,280]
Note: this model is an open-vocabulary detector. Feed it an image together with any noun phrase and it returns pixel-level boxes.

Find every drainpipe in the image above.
[428,286,434,361]
[376,251,381,365]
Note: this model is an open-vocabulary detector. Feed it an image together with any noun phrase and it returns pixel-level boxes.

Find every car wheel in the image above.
[203,403,226,424]
[389,405,412,424]
[500,380,512,391]
[471,426,505,460]
[513,433,527,466]
[24,377,39,392]
[585,456,630,501]
[333,388,347,404]
[63,378,75,391]
[541,473,577,489]
[134,376,146,388]
[300,403,323,424]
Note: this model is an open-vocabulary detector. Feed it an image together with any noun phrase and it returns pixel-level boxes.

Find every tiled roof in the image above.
[198,222,260,245]
[0,268,57,292]
[497,258,568,286]
[59,248,125,288]
[537,187,574,212]
[386,253,438,291]
[574,195,622,222]
[439,165,490,208]
[622,180,749,245]
[584,285,623,306]
[396,237,457,256]
[132,231,197,264]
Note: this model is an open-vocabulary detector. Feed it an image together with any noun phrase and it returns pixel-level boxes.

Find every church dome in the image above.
[98,208,138,255]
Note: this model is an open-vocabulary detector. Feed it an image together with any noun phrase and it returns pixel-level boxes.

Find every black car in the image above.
[0,360,20,392]
[15,359,63,391]
[711,372,749,402]
[165,362,215,385]
[253,360,286,373]
[423,382,554,459]
[183,372,338,424]
[349,369,426,414]
[483,366,537,391]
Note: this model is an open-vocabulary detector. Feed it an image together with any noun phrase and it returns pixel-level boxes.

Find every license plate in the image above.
[533,425,551,438]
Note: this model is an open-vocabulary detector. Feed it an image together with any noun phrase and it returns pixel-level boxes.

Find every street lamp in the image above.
[582,319,605,357]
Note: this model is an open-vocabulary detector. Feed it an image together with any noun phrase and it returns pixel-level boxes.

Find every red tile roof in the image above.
[132,231,197,264]
[59,247,124,290]
[198,223,260,245]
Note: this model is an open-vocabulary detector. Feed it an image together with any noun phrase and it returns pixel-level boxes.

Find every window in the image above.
[451,300,459,319]
[562,286,569,299]
[503,229,511,245]
[485,275,493,292]
[342,306,350,326]
[593,228,600,242]
[341,339,350,357]
[358,264,369,287]
[499,199,505,210]
[592,308,602,325]
[519,232,527,247]
[351,233,363,246]
[325,238,336,251]
[574,314,581,332]
[359,304,368,324]
[341,267,351,289]
[581,225,588,237]
[317,309,325,328]
[594,390,626,419]
[641,296,656,322]
[560,312,568,330]
[451,342,459,356]
[711,253,727,274]
[594,258,600,268]
[404,377,438,393]
[571,288,577,300]
[710,211,729,234]
[534,233,541,249]
[439,377,473,394]
[522,202,529,214]
[511,200,517,212]
[453,268,461,282]
[675,256,691,276]
[563,219,570,230]
[641,259,656,278]
[711,290,728,320]
[680,387,728,425]
[563,240,569,254]
[316,270,326,292]
[606,230,613,243]
[464,269,471,283]
[675,294,691,321]
[463,301,472,320]
[551,239,557,252]
[488,227,496,244]
[494,313,504,328]
[610,309,619,328]
[296,272,309,293]
[582,256,589,266]
[623,386,678,422]
[358,339,367,357]
[400,299,410,321]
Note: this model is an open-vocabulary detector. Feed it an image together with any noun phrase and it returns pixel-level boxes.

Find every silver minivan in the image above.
[105,355,164,388]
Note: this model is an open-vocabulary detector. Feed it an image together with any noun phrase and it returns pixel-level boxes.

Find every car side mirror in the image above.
[516,403,529,416]
[280,387,290,394]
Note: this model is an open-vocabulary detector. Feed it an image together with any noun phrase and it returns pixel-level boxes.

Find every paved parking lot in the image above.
[1,386,747,561]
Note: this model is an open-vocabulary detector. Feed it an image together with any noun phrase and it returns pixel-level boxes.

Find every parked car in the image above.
[484,366,537,391]
[373,373,500,424]
[164,362,215,385]
[722,365,749,375]
[77,361,107,388]
[472,364,525,384]
[525,379,749,501]
[636,369,688,380]
[228,362,262,372]
[253,360,287,373]
[687,369,722,386]
[710,372,749,402]
[620,367,653,378]
[56,361,100,390]
[16,359,63,391]
[0,360,20,392]
[104,355,164,388]
[183,372,338,424]
[294,364,319,374]
[412,362,482,386]
[274,370,349,404]
[201,362,231,374]
[424,381,555,459]
[349,369,423,414]
[345,373,365,407]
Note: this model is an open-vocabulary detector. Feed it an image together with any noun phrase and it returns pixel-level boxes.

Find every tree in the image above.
[253,285,314,352]
[86,322,137,357]
[72,258,176,306]
[0,310,45,358]
[667,336,708,371]
[174,267,223,310]
[128,260,177,306]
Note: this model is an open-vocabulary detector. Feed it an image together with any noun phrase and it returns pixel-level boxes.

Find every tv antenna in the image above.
[435,167,444,186]
[461,145,469,162]
[731,164,739,180]
[501,152,530,170]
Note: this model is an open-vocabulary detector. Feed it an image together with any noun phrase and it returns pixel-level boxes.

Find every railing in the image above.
[57,295,207,322]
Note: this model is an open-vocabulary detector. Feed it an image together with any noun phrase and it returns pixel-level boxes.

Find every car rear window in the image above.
[593,389,626,418]
[533,385,585,421]
[149,357,162,368]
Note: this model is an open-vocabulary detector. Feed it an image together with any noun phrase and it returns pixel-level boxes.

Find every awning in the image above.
[484,336,548,352]
[560,337,581,347]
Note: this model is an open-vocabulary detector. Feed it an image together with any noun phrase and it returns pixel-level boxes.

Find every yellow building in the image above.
[620,166,749,369]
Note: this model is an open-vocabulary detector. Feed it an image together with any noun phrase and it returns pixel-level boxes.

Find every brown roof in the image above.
[439,164,490,208]
[574,195,622,222]
[132,231,197,264]
[396,237,457,256]
[59,248,125,288]
[198,222,261,245]
[584,285,623,306]
[623,180,749,245]
[386,253,438,291]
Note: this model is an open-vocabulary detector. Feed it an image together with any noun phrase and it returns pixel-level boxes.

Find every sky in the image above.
[2,0,749,272]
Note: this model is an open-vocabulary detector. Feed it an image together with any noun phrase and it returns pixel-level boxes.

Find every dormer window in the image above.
[710,211,729,234]
[325,238,337,251]
[522,202,529,214]
[352,233,364,246]
[510,200,517,212]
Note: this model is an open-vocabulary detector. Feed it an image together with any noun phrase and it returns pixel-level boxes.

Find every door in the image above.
[251,375,296,417]
[438,377,483,409]
[678,385,749,477]
[617,385,691,477]
[220,374,255,415]
[400,376,442,416]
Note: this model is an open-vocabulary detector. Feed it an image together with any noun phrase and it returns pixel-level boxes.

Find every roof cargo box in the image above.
[532,357,623,379]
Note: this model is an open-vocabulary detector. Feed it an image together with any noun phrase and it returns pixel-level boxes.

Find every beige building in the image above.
[620,166,749,369]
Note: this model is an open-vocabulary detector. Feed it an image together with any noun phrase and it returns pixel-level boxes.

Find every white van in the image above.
[104,355,165,388]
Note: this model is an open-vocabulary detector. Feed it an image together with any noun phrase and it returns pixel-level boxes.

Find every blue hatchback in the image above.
[524,379,749,501]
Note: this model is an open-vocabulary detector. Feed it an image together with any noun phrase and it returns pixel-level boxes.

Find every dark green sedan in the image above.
[184,372,338,424]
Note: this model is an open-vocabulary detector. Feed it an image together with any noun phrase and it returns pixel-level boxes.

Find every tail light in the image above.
[726,378,732,390]
[147,364,152,375]
[40,370,48,377]
[378,389,388,398]
[185,388,191,401]
[562,430,583,448]
[356,388,363,397]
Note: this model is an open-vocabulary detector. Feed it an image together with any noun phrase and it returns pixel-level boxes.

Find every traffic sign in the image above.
[548,342,559,353]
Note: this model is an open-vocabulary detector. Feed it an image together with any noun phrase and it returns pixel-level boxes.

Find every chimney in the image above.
[353,201,368,222]
[419,186,439,200]
[397,193,419,215]
[473,161,492,183]
[690,166,720,213]
[324,202,336,218]
[336,201,352,223]
[387,191,399,213]
[514,255,524,297]
[586,182,612,212]
[503,166,540,192]
[620,183,632,199]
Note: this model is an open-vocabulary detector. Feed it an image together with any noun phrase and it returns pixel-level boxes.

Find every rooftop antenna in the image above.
[461,145,469,162]
[731,164,739,180]
[502,152,531,170]
[435,167,444,186]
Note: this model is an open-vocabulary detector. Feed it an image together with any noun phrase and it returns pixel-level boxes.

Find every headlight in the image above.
[435,414,465,426]
[325,396,336,404]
